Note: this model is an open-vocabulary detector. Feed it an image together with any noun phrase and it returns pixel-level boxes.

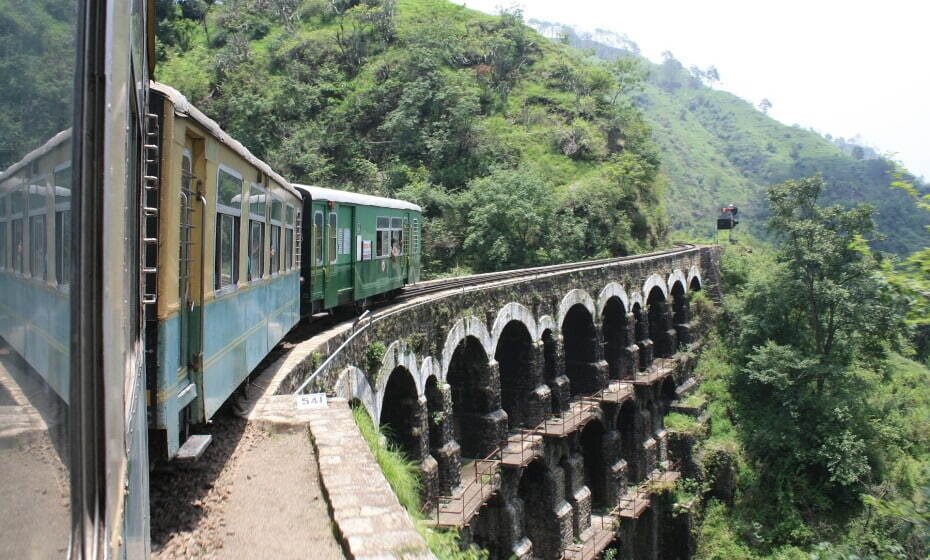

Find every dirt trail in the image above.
[151,415,343,559]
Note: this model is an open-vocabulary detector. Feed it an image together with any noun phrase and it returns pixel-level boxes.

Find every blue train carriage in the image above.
[0,129,73,404]
[149,82,303,459]
[294,185,422,317]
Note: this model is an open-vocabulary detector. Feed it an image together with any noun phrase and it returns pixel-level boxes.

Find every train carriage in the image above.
[295,185,422,316]
[148,83,303,459]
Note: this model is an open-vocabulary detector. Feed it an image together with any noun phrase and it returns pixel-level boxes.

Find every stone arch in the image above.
[441,316,493,382]
[601,295,633,380]
[642,273,669,302]
[332,366,376,420]
[495,319,547,430]
[379,365,425,461]
[376,340,421,406]
[646,285,675,358]
[667,269,688,294]
[597,282,630,319]
[557,288,597,326]
[687,265,703,291]
[561,303,605,397]
[446,334,503,458]
[537,314,557,337]
[491,302,539,348]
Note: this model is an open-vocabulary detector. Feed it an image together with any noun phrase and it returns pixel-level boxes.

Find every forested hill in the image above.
[154,0,670,275]
[529,21,930,255]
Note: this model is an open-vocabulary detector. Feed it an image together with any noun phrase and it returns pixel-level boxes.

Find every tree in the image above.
[758,98,772,114]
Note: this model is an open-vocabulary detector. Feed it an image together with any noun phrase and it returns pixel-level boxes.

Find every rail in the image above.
[293,244,700,395]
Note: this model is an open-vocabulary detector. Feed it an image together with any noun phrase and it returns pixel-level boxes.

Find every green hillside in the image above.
[530,22,930,255]
[154,0,669,275]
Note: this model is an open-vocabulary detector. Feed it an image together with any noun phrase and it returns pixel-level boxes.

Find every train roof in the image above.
[293,184,422,212]
[150,81,300,200]
[0,128,72,184]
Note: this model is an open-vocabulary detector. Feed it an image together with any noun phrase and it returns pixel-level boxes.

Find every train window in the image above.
[285,205,295,271]
[376,216,390,258]
[249,184,266,219]
[270,195,283,274]
[390,217,403,256]
[54,165,71,287]
[248,220,264,281]
[412,218,419,255]
[215,167,242,291]
[28,179,48,280]
[0,194,6,269]
[314,211,324,266]
[328,212,337,264]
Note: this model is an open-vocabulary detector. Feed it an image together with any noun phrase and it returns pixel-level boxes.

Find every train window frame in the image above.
[390,217,403,257]
[27,176,49,281]
[9,183,25,275]
[313,211,324,267]
[247,183,266,282]
[328,211,337,265]
[215,165,243,293]
[53,162,72,289]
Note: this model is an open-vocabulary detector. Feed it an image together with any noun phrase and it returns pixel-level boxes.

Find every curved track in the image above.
[398,243,697,301]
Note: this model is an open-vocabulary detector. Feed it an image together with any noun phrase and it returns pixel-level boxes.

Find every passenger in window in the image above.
[391,238,400,259]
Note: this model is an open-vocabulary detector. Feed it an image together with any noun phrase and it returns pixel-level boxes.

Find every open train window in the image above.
[215,166,242,291]
[28,178,48,281]
[247,184,265,281]
[313,211,323,266]
[328,211,337,264]
[270,196,283,274]
[390,217,403,256]
[376,216,389,257]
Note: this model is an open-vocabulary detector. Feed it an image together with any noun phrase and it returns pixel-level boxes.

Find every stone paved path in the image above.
[307,399,434,560]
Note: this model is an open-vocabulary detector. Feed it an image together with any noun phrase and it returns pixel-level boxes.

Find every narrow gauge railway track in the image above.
[397,243,697,301]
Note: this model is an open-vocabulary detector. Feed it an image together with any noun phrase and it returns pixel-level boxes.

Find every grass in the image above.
[665,411,702,435]
[351,405,488,560]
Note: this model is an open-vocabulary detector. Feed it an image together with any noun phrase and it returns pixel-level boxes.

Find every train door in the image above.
[179,143,205,422]
[324,205,339,308]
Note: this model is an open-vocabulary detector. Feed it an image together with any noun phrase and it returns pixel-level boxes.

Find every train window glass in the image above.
[271,198,283,223]
[248,220,264,281]
[270,224,281,273]
[314,211,323,266]
[376,216,389,257]
[216,168,242,291]
[284,205,295,271]
[214,213,239,290]
[11,217,24,273]
[328,212,337,264]
[249,184,266,220]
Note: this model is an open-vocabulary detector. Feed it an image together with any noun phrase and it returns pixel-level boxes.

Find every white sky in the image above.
[462,0,930,180]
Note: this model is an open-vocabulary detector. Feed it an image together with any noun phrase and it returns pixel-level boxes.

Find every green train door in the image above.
[310,203,325,307]
[324,206,339,308]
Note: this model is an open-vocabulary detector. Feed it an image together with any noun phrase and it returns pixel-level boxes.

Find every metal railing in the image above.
[426,449,502,527]
[562,513,619,560]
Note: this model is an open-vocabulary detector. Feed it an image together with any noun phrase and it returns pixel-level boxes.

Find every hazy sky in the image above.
[463,0,930,180]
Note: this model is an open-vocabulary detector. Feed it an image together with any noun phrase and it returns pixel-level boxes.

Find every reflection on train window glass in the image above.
[328,212,337,264]
[217,168,242,209]
[248,220,264,280]
[249,184,265,219]
[314,211,323,266]
[376,216,390,257]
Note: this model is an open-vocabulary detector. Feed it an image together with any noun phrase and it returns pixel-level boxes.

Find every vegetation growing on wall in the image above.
[154,0,668,276]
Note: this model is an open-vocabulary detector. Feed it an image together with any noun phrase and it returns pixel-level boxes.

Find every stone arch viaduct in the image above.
[287,245,721,560]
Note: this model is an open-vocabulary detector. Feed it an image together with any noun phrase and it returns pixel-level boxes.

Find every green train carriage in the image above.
[294,185,422,316]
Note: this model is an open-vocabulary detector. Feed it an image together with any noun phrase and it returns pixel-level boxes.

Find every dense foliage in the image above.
[530,22,930,256]
[155,0,668,275]
[679,176,929,559]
